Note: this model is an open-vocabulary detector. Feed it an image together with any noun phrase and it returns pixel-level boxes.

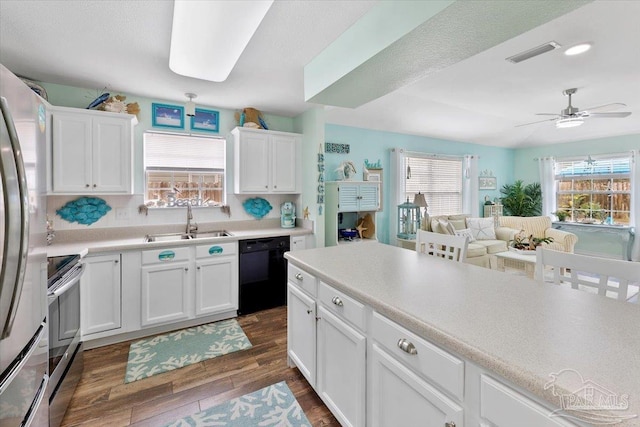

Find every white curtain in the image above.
[462,155,479,217]
[538,156,556,217]
[390,148,406,245]
[630,150,639,261]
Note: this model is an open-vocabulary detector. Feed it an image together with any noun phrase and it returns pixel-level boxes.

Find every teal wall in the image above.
[325,124,516,243]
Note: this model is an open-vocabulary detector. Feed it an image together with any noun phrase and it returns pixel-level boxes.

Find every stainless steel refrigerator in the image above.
[0,64,49,426]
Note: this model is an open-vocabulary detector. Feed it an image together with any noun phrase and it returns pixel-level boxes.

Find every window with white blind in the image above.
[555,155,631,225]
[404,154,463,216]
[144,132,225,207]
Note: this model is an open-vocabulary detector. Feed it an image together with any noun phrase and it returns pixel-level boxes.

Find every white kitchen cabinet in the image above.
[370,344,463,427]
[141,247,192,327]
[195,243,238,316]
[82,253,121,336]
[232,127,301,194]
[51,107,136,194]
[290,235,306,251]
[287,283,316,386]
[317,306,366,427]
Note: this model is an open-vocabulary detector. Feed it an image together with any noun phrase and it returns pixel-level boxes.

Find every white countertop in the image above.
[285,242,640,425]
[47,226,312,257]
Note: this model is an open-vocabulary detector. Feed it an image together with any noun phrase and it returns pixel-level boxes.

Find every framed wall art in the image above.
[191,108,219,133]
[152,103,184,129]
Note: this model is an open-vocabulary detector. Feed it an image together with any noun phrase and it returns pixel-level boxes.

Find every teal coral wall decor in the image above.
[56,197,111,225]
[243,197,272,219]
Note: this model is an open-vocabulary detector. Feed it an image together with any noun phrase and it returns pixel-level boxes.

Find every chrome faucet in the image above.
[186,202,198,235]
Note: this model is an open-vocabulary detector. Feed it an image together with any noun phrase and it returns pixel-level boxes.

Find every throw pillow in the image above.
[448,219,466,230]
[466,217,497,240]
[454,228,476,242]
[438,219,456,235]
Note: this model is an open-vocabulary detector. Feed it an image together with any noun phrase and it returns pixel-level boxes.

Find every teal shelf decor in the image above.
[56,197,111,225]
[243,197,272,219]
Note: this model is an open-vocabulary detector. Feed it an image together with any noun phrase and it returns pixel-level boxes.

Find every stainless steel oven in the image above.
[47,255,84,427]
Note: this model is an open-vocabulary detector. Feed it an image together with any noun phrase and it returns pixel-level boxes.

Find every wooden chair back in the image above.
[416,230,469,263]
[535,247,640,303]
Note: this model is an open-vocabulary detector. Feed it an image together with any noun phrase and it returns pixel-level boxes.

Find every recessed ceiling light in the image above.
[564,43,592,56]
[556,117,584,128]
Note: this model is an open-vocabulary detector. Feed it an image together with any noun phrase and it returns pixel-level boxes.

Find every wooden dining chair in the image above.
[535,247,640,303]
[415,230,469,263]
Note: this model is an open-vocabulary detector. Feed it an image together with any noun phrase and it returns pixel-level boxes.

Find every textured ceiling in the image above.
[0,0,638,148]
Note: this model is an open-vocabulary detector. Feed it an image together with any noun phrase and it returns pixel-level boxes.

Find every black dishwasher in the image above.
[238,236,290,315]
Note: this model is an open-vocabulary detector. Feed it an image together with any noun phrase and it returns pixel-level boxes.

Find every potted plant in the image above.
[500,180,542,217]
[510,230,554,252]
[552,210,569,222]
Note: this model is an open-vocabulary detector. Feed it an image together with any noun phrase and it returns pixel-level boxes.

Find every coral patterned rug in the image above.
[163,381,310,427]
[125,318,252,383]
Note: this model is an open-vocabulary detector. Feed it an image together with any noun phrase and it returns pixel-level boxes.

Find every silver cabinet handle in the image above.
[397,338,418,355]
[331,296,343,307]
[86,184,90,187]
[114,259,119,264]
[197,266,201,270]
[306,309,313,314]
[184,267,189,272]
[445,422,456,427]
[295,273,303,280]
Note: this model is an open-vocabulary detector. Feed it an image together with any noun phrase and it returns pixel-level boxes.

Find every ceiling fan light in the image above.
[565,43,592,56]
[556,117,584,128]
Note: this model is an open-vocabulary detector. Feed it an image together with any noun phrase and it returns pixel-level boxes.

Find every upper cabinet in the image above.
[50,107,137,194]
[327,181,380,212]
[232,127,301,194]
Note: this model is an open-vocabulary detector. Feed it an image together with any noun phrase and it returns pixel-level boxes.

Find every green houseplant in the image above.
[552,210,569,222]
[500,180,542,217]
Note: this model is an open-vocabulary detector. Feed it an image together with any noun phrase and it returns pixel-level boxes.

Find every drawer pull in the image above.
[445,422,456,427]
[397,338,418,355]
[295,273,303,280]
[331,296,343,307]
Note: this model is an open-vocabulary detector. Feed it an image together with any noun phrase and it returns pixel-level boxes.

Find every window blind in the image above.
[405,156,463,215]
[144,132,225,170]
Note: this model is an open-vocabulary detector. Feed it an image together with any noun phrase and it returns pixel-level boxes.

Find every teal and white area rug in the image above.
[125,319,252,383]
[164,381,310,427]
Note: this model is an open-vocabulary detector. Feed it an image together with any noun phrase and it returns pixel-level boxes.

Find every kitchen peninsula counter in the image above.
[285,242,640,425]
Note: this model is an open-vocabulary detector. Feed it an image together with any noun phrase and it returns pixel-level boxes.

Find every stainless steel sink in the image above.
[144,233,193,243]
[192,230,232,239]
[144,230,232,242]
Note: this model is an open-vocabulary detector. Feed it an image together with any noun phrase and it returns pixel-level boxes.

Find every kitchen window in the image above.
[404,154,463,216]
[143,132,225,207]
[555,155,631,225]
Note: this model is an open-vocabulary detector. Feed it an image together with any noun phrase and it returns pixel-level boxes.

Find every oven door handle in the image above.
[48,264,84,299]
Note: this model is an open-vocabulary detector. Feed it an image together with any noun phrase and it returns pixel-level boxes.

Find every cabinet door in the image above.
[317,306,366,427]
[358,184,380,210]
[195,256,238,316]
[237,131,270,193]
[337,184,359,212]
[370,344,463,427]
[141,262,191,327]
[271,134,298,193]
[92,116,132,193]
[287,283,316,387]
[52,112,92,192]
[290,236,306,251]
[82,254,122,336]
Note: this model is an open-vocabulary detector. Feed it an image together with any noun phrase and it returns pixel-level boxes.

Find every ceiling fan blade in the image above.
[535,113,560,116]
[582,102,627,113]
[588,111,632,118]
[515,117,557,127]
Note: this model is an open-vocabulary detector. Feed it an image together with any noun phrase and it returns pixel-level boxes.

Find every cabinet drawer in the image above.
[372,311,464,401]
[480,375,574,427]
[195,242,236,258]
[142,247,190,264]
[318,281,366,331]
[288,264,317,297]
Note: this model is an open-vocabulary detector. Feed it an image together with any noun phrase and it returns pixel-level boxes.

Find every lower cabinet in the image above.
[287,283,316,386]
[141,254,191,327]
[82,253,122,336]
[195,243,238,316]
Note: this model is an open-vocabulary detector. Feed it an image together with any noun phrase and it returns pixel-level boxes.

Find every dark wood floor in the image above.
[61,307,339,426]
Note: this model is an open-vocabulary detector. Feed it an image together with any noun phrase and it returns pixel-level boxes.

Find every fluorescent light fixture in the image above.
[556,117,584,128]
[565,43,591,56]
[185,93,197,116]
[170,0,274,82]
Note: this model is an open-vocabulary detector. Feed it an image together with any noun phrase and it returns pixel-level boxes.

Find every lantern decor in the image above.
[397,198,421,239]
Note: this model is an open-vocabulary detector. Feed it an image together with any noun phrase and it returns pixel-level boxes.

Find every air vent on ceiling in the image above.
[506,41,561,64]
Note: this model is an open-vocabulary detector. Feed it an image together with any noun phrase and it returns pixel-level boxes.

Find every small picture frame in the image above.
[479,176,497,190]
[366,173,381,182]
[152,103,184,129]
[191,108,219,133]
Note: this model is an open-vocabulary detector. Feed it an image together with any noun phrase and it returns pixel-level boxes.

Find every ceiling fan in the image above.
[516,88,632,128]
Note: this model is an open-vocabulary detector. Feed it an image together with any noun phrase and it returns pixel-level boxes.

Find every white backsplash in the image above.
[47,193,301,231]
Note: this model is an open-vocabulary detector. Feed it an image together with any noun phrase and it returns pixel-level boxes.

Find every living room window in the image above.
[143,132,225,208]
[555,155,631,225]
[404,154,463,216]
